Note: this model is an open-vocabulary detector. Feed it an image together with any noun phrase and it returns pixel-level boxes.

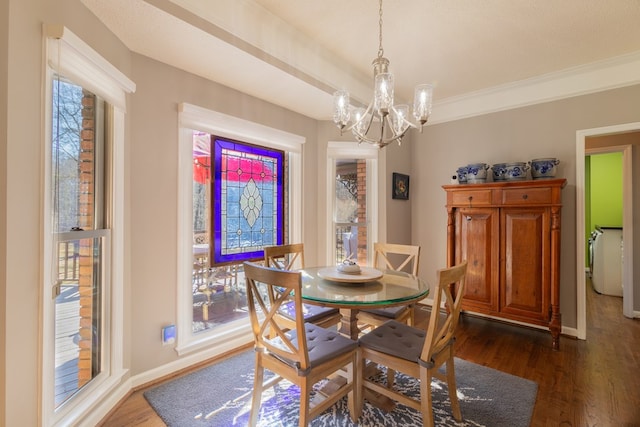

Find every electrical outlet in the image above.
[162,325,176,345]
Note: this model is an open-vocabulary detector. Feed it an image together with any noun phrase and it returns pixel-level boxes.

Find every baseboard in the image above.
[79,378,132,427]
[86,338,252,426]
[431,303,583,340]
[561,325,579,339]
[131,336,253,389]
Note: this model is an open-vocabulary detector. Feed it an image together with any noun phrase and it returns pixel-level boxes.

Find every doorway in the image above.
[576,123,639,340]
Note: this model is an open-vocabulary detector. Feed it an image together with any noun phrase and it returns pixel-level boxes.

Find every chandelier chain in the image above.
[377,0,384,58]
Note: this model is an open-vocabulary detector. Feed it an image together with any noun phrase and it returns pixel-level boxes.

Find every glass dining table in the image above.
[299,266,430,339]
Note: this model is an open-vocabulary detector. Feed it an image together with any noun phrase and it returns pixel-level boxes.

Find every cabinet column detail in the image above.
[549,205,562,349]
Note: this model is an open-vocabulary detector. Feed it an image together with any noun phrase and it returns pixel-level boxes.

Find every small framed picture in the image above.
[392,173,410,200]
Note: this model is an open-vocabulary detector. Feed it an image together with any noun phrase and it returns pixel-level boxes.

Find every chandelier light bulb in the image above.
[374,73,394,115]
[391,105,409,135]
[333,90,350,129]
[413,84,433,124]
[353,107,369,137]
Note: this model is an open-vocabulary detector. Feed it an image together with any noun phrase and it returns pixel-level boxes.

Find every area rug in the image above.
[144,350,537,426]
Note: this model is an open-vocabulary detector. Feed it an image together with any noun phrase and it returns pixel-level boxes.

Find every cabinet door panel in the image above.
[500,208,550,321]
[455,208,499,312]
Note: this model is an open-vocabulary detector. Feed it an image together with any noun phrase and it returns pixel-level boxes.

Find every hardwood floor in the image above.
[100,282,640,426]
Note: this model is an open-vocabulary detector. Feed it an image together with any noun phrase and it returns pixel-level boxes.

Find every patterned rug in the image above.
[144,350,537,426]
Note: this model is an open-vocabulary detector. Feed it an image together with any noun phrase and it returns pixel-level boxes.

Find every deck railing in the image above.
[58,241,79,281]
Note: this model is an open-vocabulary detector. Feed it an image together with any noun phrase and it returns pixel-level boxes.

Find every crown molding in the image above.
[429,50,640,125]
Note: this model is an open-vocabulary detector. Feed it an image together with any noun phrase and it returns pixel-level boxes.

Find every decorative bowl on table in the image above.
[529,158,559,179]
[336,261,361,274]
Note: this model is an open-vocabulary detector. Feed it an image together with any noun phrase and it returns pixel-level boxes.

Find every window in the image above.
[327,142,380,266]
[212,136,284,264]
[44,26,134,425]
[51,78,106,409]
[178,103,304,356]
[335,160,367,264]
[190,133,286,334]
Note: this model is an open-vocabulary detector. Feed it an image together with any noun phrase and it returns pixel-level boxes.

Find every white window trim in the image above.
[43,25,135,426]
[325,142,381,266]
[176,103,305,357]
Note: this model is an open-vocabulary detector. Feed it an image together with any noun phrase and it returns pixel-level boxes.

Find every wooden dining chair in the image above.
[358,261,468,427]
[244,261,361,426]
[264,243,341,329]
[357,242,421,329]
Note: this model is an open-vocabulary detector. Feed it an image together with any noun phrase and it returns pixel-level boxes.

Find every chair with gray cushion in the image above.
[244,261,361,426]
[264,243,341,330]
[359,261,467,427]
[357,242,421,330]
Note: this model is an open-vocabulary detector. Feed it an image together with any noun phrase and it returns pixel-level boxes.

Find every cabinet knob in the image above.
[522,194,528,200]
[466,216,472,221]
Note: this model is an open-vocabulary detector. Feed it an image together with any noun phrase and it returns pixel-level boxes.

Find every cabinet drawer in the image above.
[502,187,552,205]
[449,190,492,206]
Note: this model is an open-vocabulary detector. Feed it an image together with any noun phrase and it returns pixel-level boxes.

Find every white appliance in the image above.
[591,226,623,297]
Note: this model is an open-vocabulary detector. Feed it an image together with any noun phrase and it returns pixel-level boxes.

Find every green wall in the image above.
[590,152,623,230]
[585,152,623,266]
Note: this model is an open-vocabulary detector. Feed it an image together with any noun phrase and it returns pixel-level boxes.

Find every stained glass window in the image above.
[212,137,284,264]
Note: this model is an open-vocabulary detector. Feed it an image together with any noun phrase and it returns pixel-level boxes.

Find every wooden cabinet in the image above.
[443,179,566,349]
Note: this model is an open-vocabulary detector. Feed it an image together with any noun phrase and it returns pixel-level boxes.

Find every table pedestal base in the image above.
[338,308,360,339]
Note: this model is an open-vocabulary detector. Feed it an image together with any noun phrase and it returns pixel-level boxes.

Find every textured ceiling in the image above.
[80,0,640,121]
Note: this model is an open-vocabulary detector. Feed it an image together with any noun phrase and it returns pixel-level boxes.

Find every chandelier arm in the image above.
[385,114,408,146]
[350,125,385,146]
[351,121,410,147]
[390,105,420,131]
[401,115,419,130]
[341,101,375,135]
[384,115,411,141]
[351,127,381,146]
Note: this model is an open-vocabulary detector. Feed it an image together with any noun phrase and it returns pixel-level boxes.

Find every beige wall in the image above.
[128,53,321,373]
[1,0,8,422]
[411,85,640,329]
[588,131,640,149]
[3,0,133,424]
[6,1,51,425]
[384,138,414,246]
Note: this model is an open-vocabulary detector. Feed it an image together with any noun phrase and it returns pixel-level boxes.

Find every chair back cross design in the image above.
[373,242,420,275]
[245,261,309,369]
[422,261,467,364]
[244,261,360,426]
[263,243,341,330]
[264,242,304,271]
[359,261,468,427]
[358,242,421,330]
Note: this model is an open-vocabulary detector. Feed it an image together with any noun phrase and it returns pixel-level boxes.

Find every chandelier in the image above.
[332,0,433,148]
